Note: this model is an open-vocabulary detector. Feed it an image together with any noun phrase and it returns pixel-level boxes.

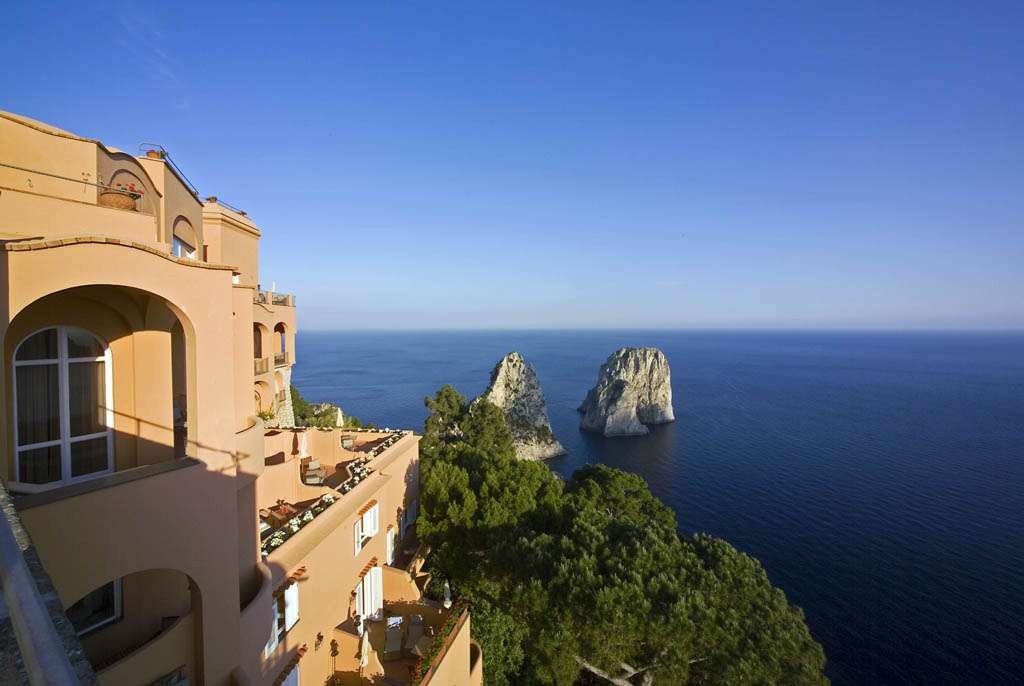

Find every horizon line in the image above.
[296,326,1024,334]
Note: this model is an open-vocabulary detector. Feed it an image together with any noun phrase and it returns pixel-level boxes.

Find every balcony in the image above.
[258,429,414,557]
[0,173,158,245]
[254,291,296,307]
[332,600,470,686]
[274,352,291,368]
[254,356,271,375]
[93,607,195,684]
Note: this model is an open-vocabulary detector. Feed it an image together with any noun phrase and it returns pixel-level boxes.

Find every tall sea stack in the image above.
[476,352,566,460]
[578,347,675,437]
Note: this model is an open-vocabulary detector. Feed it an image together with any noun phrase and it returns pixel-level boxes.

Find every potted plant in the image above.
[98,182,143,211]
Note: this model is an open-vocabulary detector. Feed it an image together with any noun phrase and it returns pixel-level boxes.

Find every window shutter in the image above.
[353,519,363,555]
[264,603,279,656]
[386,528,395,565]
[362,504,379,538]
[284,583,299,631]
[355,579,365,618]
[371,566,383,617]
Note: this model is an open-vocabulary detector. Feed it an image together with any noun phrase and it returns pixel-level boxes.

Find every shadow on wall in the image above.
[9,417,310,686]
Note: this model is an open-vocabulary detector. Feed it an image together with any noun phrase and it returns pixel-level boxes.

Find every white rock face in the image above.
[274,365,296,428]
[578,347,675,437]
[477,352,566,460]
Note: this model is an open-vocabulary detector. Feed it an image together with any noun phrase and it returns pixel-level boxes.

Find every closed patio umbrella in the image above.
[359,628,370,668]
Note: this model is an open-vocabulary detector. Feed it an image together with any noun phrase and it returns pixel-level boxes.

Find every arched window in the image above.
[13,327,113,486]
[171,216,198,260]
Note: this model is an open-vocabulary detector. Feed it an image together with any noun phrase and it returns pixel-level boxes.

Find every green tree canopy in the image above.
[418,385,827,686]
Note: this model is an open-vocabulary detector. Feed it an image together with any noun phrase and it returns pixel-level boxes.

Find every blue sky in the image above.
[4,2,1022,329]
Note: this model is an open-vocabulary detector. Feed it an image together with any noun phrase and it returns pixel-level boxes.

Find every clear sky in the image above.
[4,2,1022,329]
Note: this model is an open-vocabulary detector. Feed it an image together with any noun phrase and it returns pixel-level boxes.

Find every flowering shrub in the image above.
[261,493,338,555]
[412,602,469,684]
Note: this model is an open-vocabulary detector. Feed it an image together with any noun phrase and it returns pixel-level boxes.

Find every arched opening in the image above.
[171,216,199,260]
[254,380,272,414]
[273,371,286,407]
[273,322,287,355]
[253,323,269,360]
[67,568,198,679]
[6,285,196,489]
[102,169,151,213]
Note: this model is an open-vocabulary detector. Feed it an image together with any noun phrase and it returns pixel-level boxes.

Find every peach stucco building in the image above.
[0,112,481,686]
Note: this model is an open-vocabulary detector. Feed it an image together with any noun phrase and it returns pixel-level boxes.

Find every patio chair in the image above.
[303,459,326,485]
[405,614,430,657]
[383,615,404,660]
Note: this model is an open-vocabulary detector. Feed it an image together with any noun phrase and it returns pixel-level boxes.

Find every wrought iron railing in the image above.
[253,291,295,307]
[274,352,290,367]
[254,357,270,375]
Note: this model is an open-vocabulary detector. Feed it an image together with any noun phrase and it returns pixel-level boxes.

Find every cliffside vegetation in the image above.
[290,385,362,428]
[419,385,828,686]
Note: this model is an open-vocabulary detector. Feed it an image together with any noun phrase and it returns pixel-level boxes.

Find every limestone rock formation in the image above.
[578,347,675,437]
[477,352,566,460]
[308,402,345,427]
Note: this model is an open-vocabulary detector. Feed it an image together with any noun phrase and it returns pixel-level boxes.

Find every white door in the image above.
[356,568,384,620]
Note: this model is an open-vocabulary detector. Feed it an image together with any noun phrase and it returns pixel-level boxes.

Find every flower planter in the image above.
[98,190,137,211]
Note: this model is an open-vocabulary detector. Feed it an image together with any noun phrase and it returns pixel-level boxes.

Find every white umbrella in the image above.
[359,628,370,668]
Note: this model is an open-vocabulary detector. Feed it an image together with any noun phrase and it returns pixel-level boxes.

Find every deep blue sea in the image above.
[293,330,1024,685]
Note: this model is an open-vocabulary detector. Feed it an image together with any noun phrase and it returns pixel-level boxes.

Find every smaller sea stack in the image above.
[476,352,566,460]
[578,347,675,437]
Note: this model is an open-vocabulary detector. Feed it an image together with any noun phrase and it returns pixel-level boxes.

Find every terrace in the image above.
[258,428,413,557]
[332,594,470,686]
[254,290,296,307]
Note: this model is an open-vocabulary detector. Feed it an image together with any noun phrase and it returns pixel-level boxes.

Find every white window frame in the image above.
[283,582,300,631]
[265,583,300,658]
[355,567,383,621]
[72,578,122,637]
[12,326,114,492]
[386,527,396,565]
[264,601,281,657]
[172,235,196,260]
[353,502,380,556]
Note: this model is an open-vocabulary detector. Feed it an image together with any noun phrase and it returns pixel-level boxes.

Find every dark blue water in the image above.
[292,330,1024,685]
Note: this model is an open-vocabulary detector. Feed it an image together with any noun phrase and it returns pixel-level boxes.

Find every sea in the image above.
[292,330,1024,685]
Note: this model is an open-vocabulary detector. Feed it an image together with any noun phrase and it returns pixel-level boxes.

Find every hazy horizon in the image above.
[298,325,1024,333]
[6,1,1022,330]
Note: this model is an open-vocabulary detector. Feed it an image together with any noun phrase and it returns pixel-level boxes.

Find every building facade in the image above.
[0,112,481,686]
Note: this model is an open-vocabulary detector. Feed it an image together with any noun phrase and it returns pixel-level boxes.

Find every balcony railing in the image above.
[274,352,291,367]
[0,484,93,684]
[276,389,287,403]
[253,291,295,307]
[414,603,470,685]
[254,357,270,375]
